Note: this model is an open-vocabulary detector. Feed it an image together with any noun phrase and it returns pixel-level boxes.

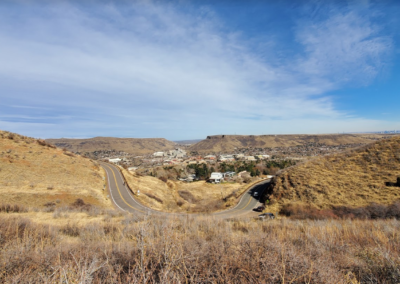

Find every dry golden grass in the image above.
[0,211,106,227]
[189,133,391,153]
[121,168,262,213]
[0,130,112,209]
[268,136,400,210]
[46,136,177,155]
[0,209,399,283]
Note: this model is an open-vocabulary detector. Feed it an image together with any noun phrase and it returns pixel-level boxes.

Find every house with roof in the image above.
[108,158,122,163]
[209,172,224,183]
[245,156,256,161]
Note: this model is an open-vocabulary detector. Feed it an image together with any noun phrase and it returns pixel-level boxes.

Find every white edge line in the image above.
[107,162,269,218]
[214,179,270,215]
[114,166,161,214]
[102,164,126,212]
[114,165,189,217]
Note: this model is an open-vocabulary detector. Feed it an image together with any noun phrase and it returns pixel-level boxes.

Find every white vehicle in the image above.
[253,192,258,197]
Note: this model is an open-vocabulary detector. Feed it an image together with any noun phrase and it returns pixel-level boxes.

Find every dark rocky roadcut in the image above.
[101,162,270,218]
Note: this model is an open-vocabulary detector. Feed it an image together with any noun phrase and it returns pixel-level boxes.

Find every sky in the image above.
[0,0,399,140]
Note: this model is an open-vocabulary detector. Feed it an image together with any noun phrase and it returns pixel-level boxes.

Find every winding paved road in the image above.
[100,162,270,218]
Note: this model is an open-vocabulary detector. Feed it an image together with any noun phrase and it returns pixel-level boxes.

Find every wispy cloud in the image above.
[295,9,392,85]
[0,1,396,139]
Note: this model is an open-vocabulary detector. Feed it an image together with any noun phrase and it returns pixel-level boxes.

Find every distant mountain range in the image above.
[45,133,398,155]
[187,133,394,153]
[46,137,177,155]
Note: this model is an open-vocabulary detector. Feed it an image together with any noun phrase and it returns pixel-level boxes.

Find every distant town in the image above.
[79,141,374,171]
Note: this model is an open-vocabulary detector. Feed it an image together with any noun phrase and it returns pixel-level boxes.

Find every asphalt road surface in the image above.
[100,162,270,218]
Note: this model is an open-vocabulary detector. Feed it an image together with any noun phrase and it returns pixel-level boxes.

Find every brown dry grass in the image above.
[0,209,399,283]
[0,130,112,209]
[121,168,263,213]
[189,133,392,153]
[268,136,400,210]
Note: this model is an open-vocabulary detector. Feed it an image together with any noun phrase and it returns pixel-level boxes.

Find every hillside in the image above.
[174,139,202,145]
[121,168,258,213]
[0,130,111,208]
[266,136,400,209]
[46,137,177,155]
[189,133,390,153]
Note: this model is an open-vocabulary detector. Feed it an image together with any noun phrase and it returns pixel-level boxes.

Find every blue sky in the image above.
[0,0,399,140]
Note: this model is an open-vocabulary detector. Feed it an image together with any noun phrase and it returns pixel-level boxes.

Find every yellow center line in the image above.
[102,162,264,217]
[215,194,254,216]
[240,194,254,210]
[226,195,253,214]
[102,163,145,213]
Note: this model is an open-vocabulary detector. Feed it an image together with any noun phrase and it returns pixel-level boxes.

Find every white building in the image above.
[223,171,235,178]
[219,155,235,161]
[153,152,165,157]
[209,172,224,183]
[168,148,187,158]
[204,155,216,160]
[108,158,122,163]
[244,156,256,161]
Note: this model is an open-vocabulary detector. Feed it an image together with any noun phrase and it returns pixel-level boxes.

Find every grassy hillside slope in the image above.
[0,130,111,208]
[267,136,400,209]
[189,134,389,153]
[46,137,176,155]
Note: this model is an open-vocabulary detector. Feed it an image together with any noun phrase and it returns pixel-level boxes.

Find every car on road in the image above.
[258,213,275,219]
[253,192,258,197]
[253,206,265,212]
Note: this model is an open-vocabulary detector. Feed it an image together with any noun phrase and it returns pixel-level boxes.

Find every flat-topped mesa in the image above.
[207,135,225,139]
[46,137,177,155]
[190,133,392,153]
[206,134,262,139]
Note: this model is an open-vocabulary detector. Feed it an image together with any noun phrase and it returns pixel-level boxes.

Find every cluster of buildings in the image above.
[261,143,368,157]
[98,142,366,170]
[179,171,237,183]
[153,148,187,158]
[208,171,236,183]
[156,152,271,166]
[101,146,275,169]
[102,142,369,170]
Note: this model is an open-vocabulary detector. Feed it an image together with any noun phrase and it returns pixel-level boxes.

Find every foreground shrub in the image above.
[0,204,28,213]
[178,190,198,203]
[0,215,399,283]
[144,193,163,203]
[280,201,400,220]
[69,198,92,211]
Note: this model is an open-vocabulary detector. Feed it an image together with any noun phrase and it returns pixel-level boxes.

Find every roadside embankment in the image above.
[119,167,267,213]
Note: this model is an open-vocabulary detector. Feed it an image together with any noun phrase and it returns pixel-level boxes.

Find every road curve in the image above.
[100,162,270,218]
